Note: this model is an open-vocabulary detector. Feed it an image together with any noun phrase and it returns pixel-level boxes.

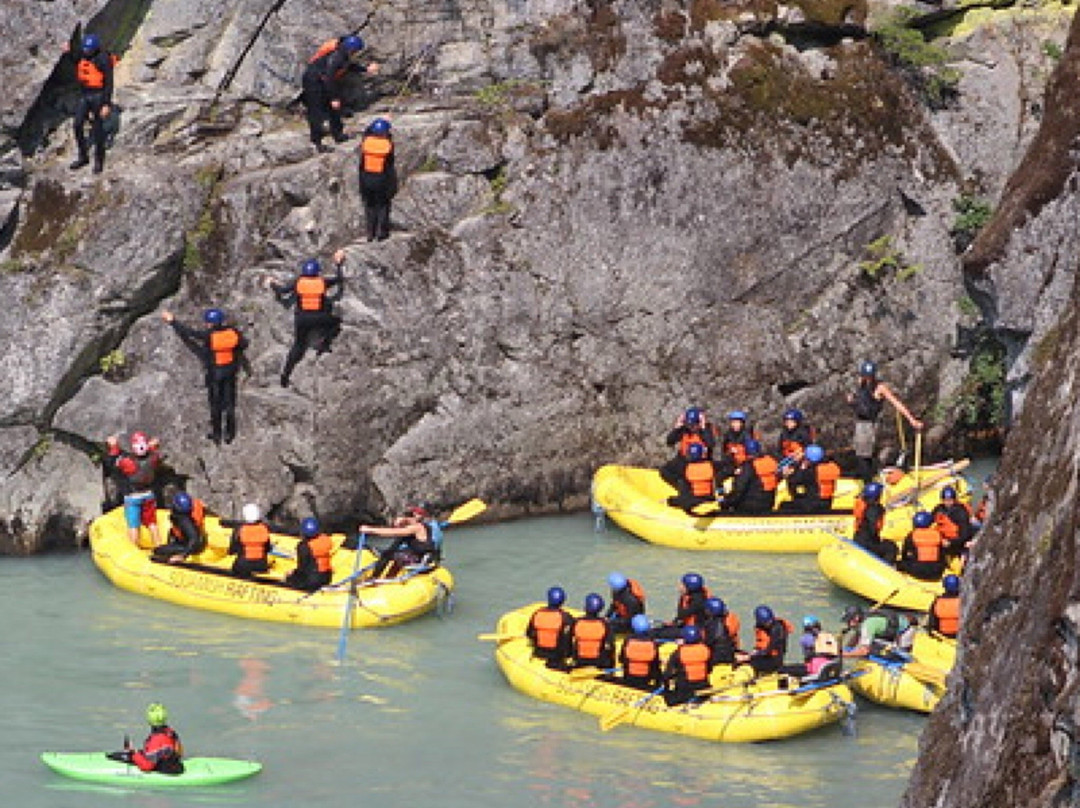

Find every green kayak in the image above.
[41,752,261,787]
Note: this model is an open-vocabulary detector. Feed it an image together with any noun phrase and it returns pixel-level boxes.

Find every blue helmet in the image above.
[943,574,961,595]
[684,406,703,427]
[862,482,884,501]
[607,572,627,591]
[341,34,364,53]
[584,593,604,616]
[681,573,704,592]
[859,360,878,377]
[805,444,825,463]
[744,439,762,457]
[301,258,321,277]
[681,625,702,643]
[301,517,320,538]
[913,510,933,529]
[547,587,566,608]
[802,614,820,629]
[370,118,391,136]
[941,486,957,500]
[172,492,193,513]
[687,443,706,462]
[203,308,225,326]
[705,597,726,616]
[82,34,101,53]
[630,614,651,635]
[754,605,774,626]
[727,410,747,422]
[783,408,804,423]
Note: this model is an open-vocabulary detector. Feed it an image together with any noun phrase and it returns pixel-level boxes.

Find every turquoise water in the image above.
[6,461,994,807]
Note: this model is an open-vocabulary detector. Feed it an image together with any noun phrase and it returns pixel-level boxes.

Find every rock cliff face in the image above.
[901,9,1080,808]
[0,0,1070,554]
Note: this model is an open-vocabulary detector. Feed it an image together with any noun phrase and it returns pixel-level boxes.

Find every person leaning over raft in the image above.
[228,503,272,578]
[109,703,184,774]
[284,517,334,592]
[301,34,379,153]
[847,360,924,483]
[104,431,163,547]
[358,117,398,241]
[527,587,574,670]
[360,505,438,579]
[162,308,248,445]
[152,492,207,564]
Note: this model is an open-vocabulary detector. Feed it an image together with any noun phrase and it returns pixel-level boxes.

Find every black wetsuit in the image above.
[73,48,114,170]
[169,320,247,444]
[301,42,353,147]
[271,268,344,386]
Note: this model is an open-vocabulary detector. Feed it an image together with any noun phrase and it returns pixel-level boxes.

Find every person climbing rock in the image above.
[266,251,345,387]
[162,308,248,445]
[68,32,117,174]
[358,117,397,241]
[301,34,379,153]
[104,431,163,547]
[847,360,923,483]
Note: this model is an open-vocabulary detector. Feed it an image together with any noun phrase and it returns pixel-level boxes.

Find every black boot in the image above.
[70,154,90,170]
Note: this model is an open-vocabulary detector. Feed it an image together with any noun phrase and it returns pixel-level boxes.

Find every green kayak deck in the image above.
[41,752,261,787]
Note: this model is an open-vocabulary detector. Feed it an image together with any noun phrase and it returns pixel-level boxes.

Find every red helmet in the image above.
[130,432,150,455]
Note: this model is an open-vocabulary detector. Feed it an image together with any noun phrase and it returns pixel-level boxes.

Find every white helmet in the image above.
[242,503,261,523]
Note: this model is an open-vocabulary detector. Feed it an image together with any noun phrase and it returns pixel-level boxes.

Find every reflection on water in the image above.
[3,463,997,807]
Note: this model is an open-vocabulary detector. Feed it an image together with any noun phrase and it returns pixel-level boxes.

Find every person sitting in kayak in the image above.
[109,703,184,774]
[360,504,439,579]
[701,597,741,664]
[663,625,713,705]
[896,510,947,581]
[738,605,793,675]
[718,439,777,514]
[284,517,333,591]
[151,492,207,564]
[659,406,716,489]
[666,442,719,513]
[604,571,646,633]
[228,503,272,578]
[852,482,898,563]
[619,615,661,690]
[527,586,574,670]
[570,593,615,670]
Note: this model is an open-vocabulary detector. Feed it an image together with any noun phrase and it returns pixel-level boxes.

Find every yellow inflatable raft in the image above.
[488,605,857,743]
[88,506,454,629]
[850,655,947,713]
[815,537,955,612]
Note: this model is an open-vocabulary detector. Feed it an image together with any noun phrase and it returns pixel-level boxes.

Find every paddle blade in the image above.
[477,632,516,642]
[448,498,487,524]
[599,705,632,732]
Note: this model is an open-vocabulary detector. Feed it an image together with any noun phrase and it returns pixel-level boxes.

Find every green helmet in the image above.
[146,702,168,726]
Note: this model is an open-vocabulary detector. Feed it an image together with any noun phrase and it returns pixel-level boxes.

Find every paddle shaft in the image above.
[335,533,367,662]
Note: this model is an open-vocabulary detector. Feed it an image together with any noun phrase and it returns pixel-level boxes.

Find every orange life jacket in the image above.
[816,461,842,500]
[611,578,647,619]
[910,527,944,563]
[622,637,658,677]
[678,432,708,457]
[677,587,713,627]
[170,499,206,540]
[674,642,711,684]
[754,618,794,655]
[309,39,338,63]
[76,53,117,90]
[296,276,327,312]
[209,327,241,366]
[752,455,779,492]
[308,533,334,573]
[854,498,884,532]
[932,594,961,638]
[934,503,972,541]
[239,523,270,561]
[684,460,715,497]
[572,617,608,660]
[361,135,393,174]
[723,613,742,648]
[530,608,566,651]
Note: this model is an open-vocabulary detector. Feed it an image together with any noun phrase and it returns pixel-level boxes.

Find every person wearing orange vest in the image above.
[301,34,379,152]
[720,439,777,514]
[897,510,947,581]
[604,571,646,633]
[228,503,272,577]
[619,615,661,690]
[162,308,248,445]
[68,33,116,173]
[928,574,961,639]
[660,406,717,488]
[932,486,974,560]
[268,251,345,387]
[105,431,163,547]
[571,593,615,669]
[527,587,574,670]
[778,444,831,513]
[359,118,398,242]
[742,605,793,674]
[663,625,713,705]
[152,492,207,564]
[701,597,741,664]
[852,482,898,563]
[666,442,718,513]
[285,517,334,591]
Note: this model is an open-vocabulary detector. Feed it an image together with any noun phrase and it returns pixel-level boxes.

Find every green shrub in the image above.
[872,9,959,109]
[859,235,920,281]
[951,194,993,252]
